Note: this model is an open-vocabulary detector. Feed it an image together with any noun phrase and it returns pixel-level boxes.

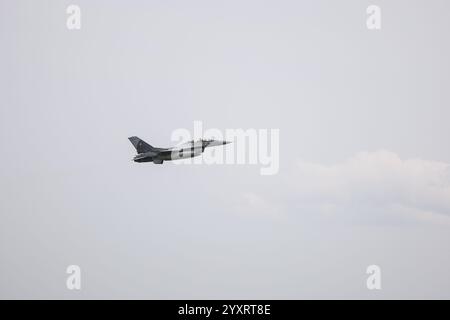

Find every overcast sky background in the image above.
[1,0,450,299]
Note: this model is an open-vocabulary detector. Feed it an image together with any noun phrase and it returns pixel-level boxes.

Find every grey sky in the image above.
[1,0,450,299]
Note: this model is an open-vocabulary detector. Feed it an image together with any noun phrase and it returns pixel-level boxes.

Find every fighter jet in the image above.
[128,136,231,164]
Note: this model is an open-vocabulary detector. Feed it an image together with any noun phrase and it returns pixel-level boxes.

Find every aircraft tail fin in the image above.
[128,136,155,154]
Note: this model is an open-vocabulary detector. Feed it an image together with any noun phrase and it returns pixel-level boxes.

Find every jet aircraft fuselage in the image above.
[128,136,230,164]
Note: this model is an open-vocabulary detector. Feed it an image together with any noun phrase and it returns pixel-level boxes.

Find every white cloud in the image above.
[234,150,450,224]
[236,192,283,219]
[293,150,450,223]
